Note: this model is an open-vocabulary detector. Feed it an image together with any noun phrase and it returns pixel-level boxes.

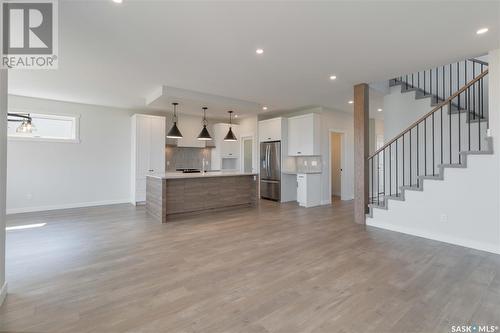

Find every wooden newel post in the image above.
[354,83,369,225]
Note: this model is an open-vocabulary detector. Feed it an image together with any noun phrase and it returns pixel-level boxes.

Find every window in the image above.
[8,112,80,143]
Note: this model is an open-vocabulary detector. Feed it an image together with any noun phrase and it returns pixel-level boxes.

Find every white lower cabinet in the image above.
[297,173,321,208]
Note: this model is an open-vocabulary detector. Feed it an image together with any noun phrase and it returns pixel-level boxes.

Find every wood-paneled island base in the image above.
[146,172,258,222]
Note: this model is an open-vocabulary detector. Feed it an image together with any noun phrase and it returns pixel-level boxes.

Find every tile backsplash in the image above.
[296,156,323,173]
[165,147,212,171]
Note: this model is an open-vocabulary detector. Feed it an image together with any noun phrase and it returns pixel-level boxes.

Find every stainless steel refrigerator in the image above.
[260,141,281,201]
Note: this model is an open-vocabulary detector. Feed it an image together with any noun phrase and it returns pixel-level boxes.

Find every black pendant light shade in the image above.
[197,107,212,141]
[167,102,183,139]
[224,127,237,141]
[167,122,182,139]
[197,126,212,140]
[224,111,237,141]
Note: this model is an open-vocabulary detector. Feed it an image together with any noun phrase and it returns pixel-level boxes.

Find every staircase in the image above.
[367,58,491,218]
[390,58,489,122]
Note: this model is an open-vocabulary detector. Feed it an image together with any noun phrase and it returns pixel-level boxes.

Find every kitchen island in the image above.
[146,172,258,223]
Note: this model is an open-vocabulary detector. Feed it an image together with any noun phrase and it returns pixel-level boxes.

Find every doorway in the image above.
[241,136,253,173]
[330,131,343,203]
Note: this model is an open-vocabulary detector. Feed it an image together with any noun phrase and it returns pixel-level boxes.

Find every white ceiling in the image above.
[8,0,500,119]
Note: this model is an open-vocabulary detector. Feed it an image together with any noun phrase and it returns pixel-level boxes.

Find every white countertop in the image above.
[148,171,258,180]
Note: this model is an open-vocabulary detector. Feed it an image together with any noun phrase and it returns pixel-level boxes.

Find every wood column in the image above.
[354,83,369,225]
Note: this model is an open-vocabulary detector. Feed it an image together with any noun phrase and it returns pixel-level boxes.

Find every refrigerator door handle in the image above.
[266,145,270,178]
[261,143,267,171]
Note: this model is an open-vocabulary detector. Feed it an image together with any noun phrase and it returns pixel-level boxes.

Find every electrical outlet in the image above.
[440,214,447,223]
[311,160,318,166]
[166,161,170,166]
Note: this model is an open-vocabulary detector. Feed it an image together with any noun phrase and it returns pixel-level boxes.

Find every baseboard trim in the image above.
[367,220,500,255]
[6,199,131,215]
[0,282,7,307]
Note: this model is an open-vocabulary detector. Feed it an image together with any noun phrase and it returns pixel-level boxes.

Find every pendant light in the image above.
[197,107,212,141]
[7,113,36,133]
[167,102,183,139]
[223,111,237,142]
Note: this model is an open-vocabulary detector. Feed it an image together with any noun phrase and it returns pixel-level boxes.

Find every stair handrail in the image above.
[393,59,488,106]
[468,58,488,66]
[368,69,489,160]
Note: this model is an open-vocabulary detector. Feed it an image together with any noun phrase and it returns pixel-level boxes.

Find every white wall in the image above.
[369,118,384,154]
[489,49,500,251]
[383,86,432,141]
[6,96,135,213]
[0,69,7,305]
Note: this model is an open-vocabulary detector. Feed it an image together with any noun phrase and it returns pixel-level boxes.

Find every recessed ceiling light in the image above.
[348,100,354,104]
[112,0,123,3]
[256,48,264,55]
[476,28,488,35]
[329,75,337,80]
[262,106,268,111]
[234,114,238,118]
[377,108,383,112]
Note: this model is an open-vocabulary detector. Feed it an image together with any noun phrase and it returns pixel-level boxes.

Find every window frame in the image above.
[7,109,81,144]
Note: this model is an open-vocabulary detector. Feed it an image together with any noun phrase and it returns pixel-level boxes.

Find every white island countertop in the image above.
[148,171,258,180]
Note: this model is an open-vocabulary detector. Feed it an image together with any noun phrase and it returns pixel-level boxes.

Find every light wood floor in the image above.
[1,200,500,333]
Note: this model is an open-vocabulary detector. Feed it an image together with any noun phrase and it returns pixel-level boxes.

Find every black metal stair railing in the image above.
[391,58,488,119]
[369,69,489,207]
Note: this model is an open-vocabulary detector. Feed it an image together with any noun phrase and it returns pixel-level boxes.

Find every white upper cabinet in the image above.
[259,118,282,142]
[288,113,321,156]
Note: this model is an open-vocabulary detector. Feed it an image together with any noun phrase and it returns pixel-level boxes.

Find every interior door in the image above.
[331,133,341,197]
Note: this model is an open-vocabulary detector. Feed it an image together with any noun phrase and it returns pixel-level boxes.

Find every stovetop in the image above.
[176,168,202,174]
